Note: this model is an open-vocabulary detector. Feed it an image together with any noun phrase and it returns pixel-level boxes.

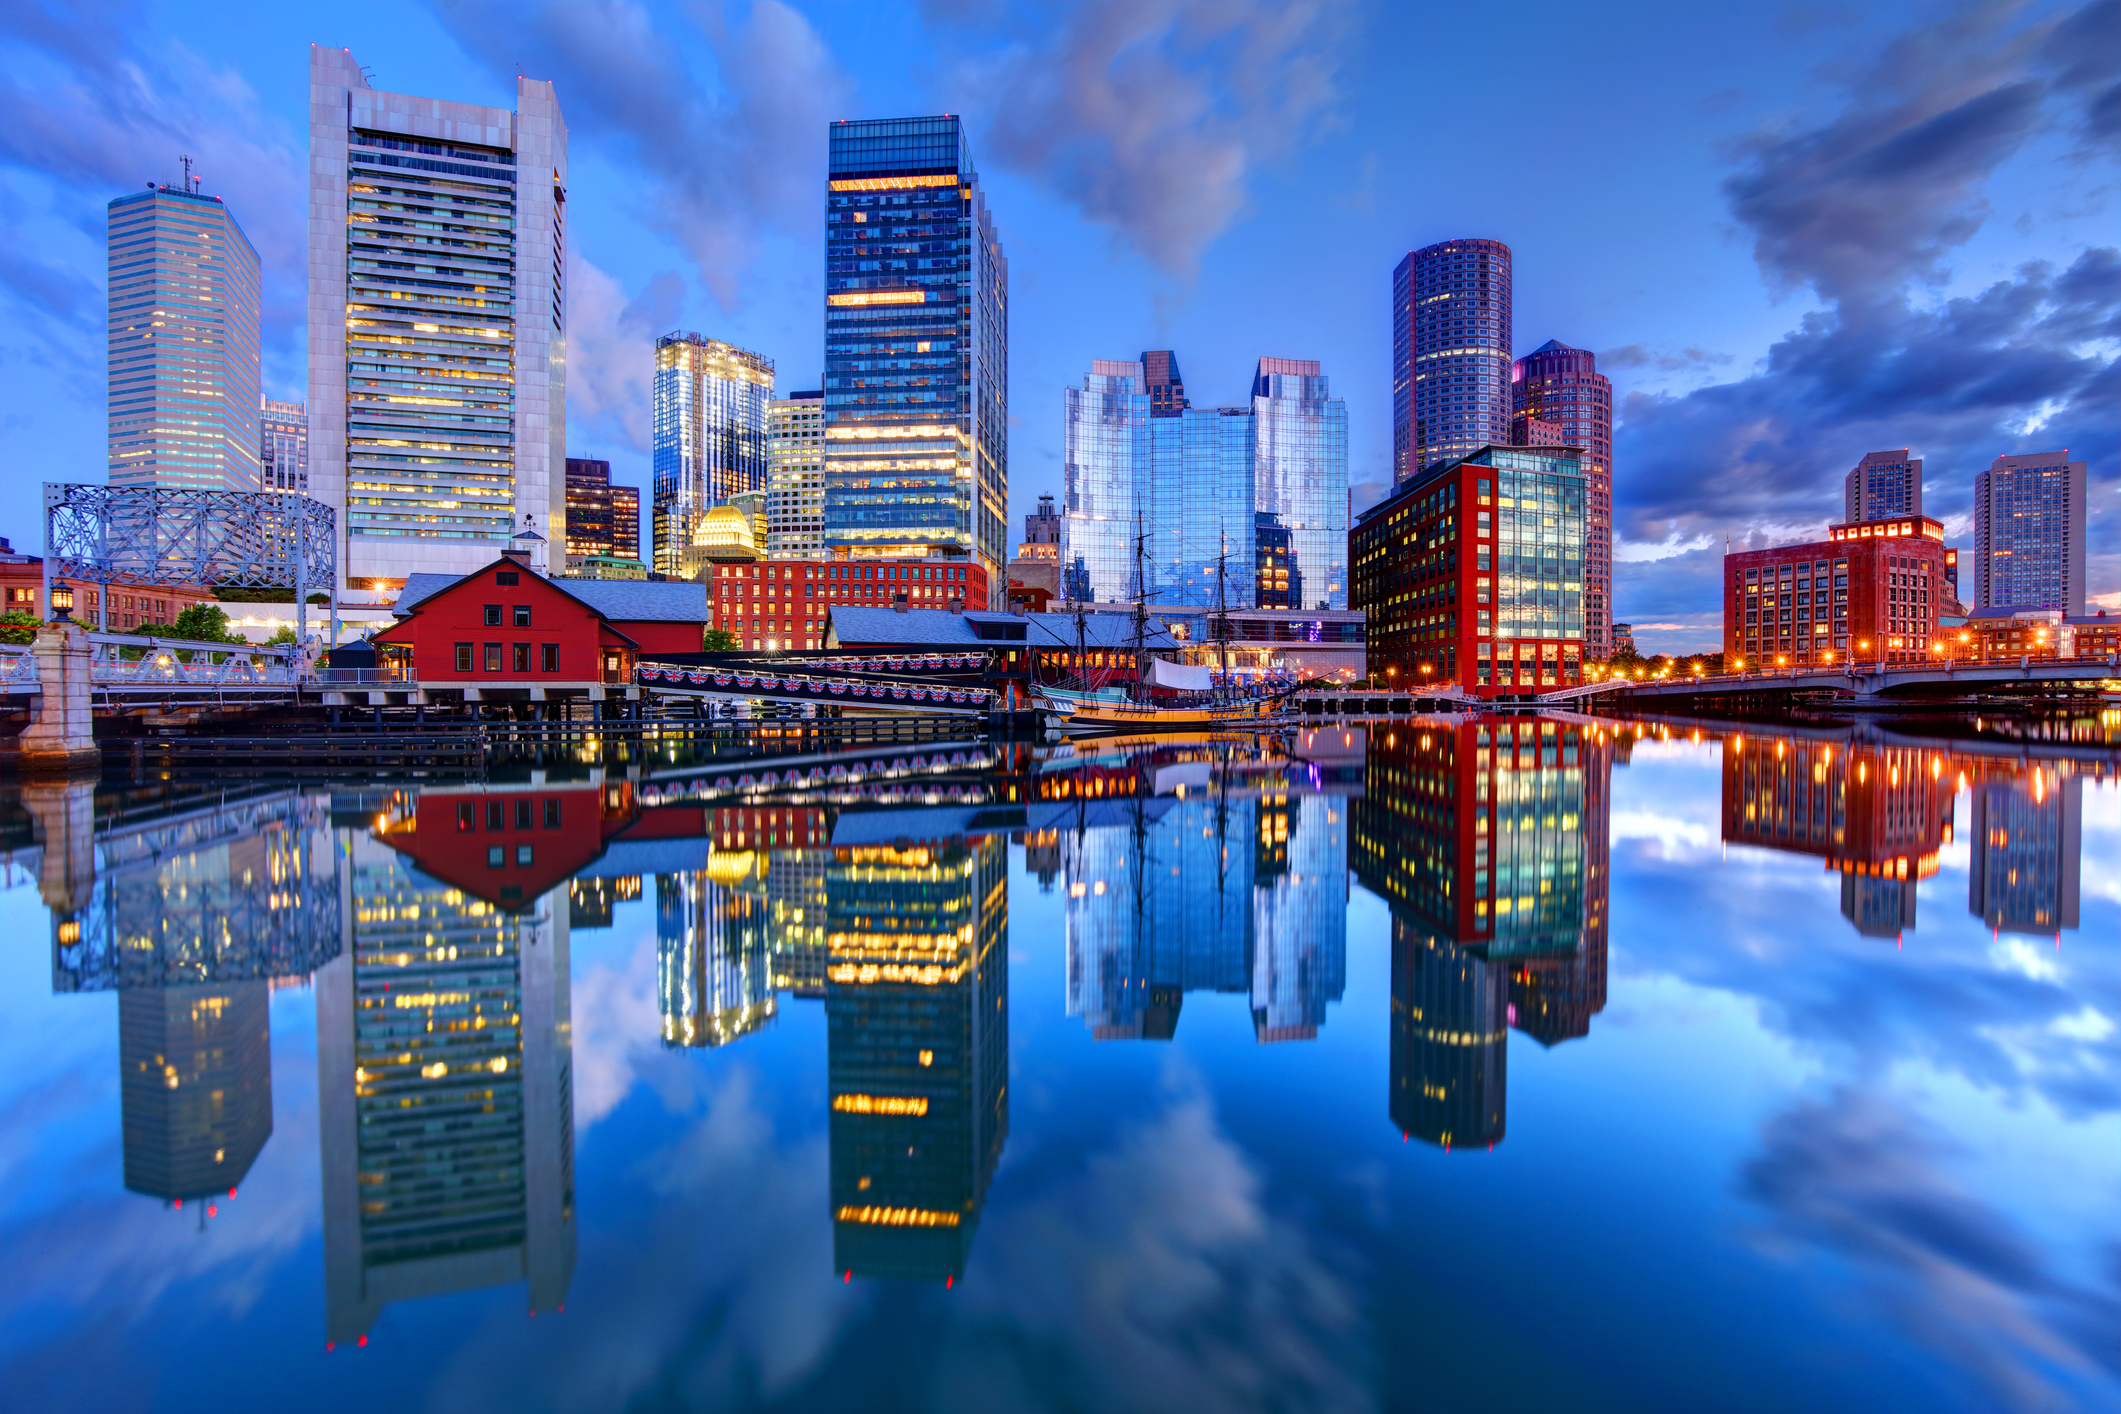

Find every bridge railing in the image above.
[638,663,997,708]
[86,633,305,689]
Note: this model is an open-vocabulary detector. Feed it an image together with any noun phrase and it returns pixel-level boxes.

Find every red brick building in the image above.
[1724,516,1948,668]
[0,536,215,629]
[707,557,987,652]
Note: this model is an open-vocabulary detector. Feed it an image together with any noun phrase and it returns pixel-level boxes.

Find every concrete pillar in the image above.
[22,774,96,913]
[20,622,100,773]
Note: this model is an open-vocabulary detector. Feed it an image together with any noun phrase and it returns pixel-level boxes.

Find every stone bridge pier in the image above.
[20,622,99,773]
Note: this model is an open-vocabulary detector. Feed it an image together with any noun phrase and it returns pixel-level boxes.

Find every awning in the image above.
[1150,658,1213,692]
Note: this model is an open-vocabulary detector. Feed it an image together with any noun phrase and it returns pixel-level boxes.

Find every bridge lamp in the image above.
[50,582,73,622]
[1777,655,1787,666]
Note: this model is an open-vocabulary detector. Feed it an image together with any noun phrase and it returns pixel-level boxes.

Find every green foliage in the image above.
[214,587,330,605]
[265,625,299,647]
[702,626,739,652]
[0,610,37,646]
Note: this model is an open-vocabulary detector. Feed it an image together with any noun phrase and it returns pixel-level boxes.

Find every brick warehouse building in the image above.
[1724,516,1947,668]
[707,557,989,652]
[1351,444,1588,697]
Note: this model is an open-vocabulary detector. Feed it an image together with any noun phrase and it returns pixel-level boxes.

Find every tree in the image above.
[703,627,739,652]
[0,610,37,646]
[264,625,299,647]
[172,603,242,644]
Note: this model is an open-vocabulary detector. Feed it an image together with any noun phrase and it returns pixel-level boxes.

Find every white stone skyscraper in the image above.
[106,181,262,492]
[307,46,567,592]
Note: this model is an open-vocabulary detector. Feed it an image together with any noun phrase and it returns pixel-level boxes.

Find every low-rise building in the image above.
[1724,515,1948,668]
[1946,607,2121,662]
[709,558,990,652]
[388,557,710,667]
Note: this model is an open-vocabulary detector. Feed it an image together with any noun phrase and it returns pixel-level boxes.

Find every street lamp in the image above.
[50,582,73,623]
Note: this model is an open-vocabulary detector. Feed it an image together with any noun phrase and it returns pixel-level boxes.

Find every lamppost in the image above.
[49,582,73,624]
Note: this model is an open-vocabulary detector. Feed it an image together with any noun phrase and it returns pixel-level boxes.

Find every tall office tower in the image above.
[261,398,308,492]
[656,865,776,1048]
[1392,238,1513,483]
[119,982,273,1202]
[652,333,774,579]
[1969,771,2082,937]
[563,457,641,562]
[319,834,576,1344]
[106,182,262,493]
[1512,341,1614,658]
[308,46,567,591]
[1843,448,1923,523]
[1141,348,1188,415]
[823,116,1009,579]
[1973,450,2088,614]
[1062,354,1347,609]
[1252,358,1350,610]
[826,836,1008,1281]
[767,390,827,558]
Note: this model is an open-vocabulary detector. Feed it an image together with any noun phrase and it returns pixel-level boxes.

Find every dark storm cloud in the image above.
[1613,1,2121,635]
[1602,1,2121,640]
[427,0,850,310]
[927,0,1352,275]
[2041,0,2121,151]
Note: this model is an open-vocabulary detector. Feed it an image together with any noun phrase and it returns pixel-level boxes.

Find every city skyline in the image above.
[0,4,2117,650]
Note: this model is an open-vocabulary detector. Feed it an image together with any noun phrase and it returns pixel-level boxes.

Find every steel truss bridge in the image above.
[43,482,337,638]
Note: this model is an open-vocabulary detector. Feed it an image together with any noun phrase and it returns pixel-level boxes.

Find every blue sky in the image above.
[2,0,2117,651]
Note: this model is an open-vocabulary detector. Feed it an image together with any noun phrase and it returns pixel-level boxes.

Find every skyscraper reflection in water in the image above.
[1352,719,1618,1150]
[1060,755,1349,1043]
[45,789,341,1210]
[825,833,1008,1282]
[1720,731,1952,942]
[1970,769,2082,937]
[657,853,776,1049]
[317,811,576,1345]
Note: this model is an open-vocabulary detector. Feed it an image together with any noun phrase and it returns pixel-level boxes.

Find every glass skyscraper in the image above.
[1511,340,1612,659]
[307,46,568,590]
[1393,238,1513,483]
[261,397,308,492]
[650,332,774,579]
[1973,450,2088,614]
[106,183,262,493]
[823,116,1008,579]
[1062,354,1347,609]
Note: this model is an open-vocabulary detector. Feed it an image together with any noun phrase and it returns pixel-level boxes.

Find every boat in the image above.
[1042,533,1294,735]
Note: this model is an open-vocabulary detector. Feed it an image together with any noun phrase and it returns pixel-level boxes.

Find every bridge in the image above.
[1607,656,2121,704]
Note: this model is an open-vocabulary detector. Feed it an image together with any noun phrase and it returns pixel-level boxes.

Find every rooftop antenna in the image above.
[180,154,192,192]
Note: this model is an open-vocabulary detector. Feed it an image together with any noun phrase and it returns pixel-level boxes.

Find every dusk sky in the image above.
[3,0,2116,651]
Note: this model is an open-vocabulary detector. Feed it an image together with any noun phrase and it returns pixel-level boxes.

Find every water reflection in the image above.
[1715,723,2090,944]
[321,821,576,1344]
[3,715,2114,1412]
[1353,718,1617,1149]
[1057,746,1349,1043]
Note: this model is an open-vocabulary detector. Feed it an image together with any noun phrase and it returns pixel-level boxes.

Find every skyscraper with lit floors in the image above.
[823,116,1008,580]
[308,45,567,592]
[1512,340,1613,658]
[106,181,262,493]
[1392,238,1513,483]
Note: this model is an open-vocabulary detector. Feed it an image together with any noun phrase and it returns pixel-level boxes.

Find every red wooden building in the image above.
[375,556,707,701]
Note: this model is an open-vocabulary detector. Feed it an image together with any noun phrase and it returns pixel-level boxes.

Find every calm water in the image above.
[3,714,2118,1413]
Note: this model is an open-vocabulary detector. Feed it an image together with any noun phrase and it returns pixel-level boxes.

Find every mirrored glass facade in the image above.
[1393,238,1513,483]
[824,117,1008,578]
[1062,355,1347,609]
[652,333,774,580]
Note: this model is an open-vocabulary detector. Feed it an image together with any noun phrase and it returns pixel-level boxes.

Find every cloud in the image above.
[1600,344,1735,374]
[931,0,1352,274]
[0,2,304,374]
[566,256,683,457]
[1611,1,2121,629]
[427,0,850,310]
[1743,1087,2121,1409]
[953,1076,1375,1414]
